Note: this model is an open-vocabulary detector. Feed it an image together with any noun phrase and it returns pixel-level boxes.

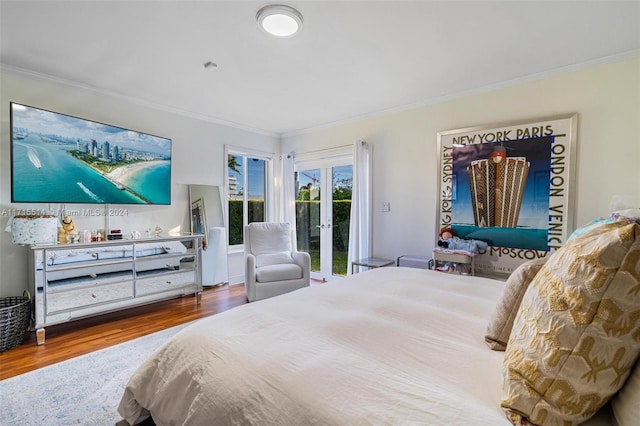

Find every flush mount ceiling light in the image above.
[256,4,303,37]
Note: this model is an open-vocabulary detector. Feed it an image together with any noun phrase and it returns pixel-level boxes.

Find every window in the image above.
[226,148,272,247]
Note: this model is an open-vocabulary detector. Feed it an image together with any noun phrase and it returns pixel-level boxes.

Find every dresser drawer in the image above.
[136,270,196,297]
[44,279,134,314]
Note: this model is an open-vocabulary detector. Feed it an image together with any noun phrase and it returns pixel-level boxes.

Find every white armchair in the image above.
[244,222,311,302]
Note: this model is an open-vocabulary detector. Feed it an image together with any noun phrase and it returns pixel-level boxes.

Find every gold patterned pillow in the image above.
[485,257,549,351]
[501,221,640,426]
[612,359,640,426]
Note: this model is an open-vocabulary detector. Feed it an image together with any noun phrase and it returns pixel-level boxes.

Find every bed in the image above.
[117,265,625,425]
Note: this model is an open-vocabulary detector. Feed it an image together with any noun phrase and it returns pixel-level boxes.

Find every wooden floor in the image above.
[0,284,248,381]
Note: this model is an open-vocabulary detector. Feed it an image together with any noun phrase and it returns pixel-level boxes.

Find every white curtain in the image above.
[347,141,371,274]
[281,153,297,248]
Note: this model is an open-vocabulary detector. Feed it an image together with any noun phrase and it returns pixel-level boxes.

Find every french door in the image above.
[295,158,353,281]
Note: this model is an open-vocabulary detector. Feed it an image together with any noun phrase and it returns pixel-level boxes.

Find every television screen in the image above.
[10,102,172,205]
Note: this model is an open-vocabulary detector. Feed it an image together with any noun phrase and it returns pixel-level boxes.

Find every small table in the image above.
[432,249,475,276]
[351,257,395,274]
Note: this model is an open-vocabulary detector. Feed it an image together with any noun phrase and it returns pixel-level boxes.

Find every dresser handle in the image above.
[90,273,97,278]
[91,293,97,298]
[166,280,172,284]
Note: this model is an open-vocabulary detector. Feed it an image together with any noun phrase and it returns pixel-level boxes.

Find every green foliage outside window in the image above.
[228,200,265,245]
[227,199,351,252]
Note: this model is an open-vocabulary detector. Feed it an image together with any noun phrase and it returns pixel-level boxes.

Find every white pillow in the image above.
[612,359,640,426]
[256,251,294,268]
[249,223,291,255]
[614,208,640,220]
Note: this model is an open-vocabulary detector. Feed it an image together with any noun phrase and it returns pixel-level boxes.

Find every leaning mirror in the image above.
[188,185,228,286]
[191,197,208,249]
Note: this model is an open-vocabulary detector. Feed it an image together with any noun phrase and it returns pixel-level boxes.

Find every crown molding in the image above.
[0,63,280,138]
[281,49,640,139]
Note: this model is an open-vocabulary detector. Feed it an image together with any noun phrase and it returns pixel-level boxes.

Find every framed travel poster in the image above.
[436,114,577,276]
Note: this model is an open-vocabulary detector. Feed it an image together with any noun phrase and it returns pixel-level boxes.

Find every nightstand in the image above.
[432,249,475,276]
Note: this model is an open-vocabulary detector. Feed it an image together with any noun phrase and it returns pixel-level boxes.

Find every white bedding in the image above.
[118,267,614,425]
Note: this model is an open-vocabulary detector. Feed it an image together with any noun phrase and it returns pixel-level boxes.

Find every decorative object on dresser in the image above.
[8,215,59,245]
[58,216,79,244]
[108,229,124,240]
[28,233,203,344]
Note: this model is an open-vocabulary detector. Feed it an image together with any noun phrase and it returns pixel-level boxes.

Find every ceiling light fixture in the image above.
[256,4,303,37]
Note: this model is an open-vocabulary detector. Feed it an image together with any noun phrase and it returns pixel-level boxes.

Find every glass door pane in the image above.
[331,165,352,276]
[296,168,321,275]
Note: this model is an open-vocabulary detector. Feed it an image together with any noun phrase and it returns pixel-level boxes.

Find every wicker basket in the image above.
[0,291,31,353]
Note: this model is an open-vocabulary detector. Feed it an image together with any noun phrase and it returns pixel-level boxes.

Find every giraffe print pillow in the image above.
[500,221,640,426]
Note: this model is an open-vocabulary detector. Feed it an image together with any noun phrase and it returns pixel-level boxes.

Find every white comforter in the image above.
[118,267,611,425]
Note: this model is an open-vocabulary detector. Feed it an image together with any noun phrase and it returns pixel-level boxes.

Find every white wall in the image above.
[282,58,640,262]
[0,68,280,296]
[2,58,638,295]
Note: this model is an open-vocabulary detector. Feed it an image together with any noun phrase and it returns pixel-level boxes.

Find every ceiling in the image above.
[1,1,639,136]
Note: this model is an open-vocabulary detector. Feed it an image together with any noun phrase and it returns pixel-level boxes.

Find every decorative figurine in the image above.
[58,216,79,244]
[437,227,488,254]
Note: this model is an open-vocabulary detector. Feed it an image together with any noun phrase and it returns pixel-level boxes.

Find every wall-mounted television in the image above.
[10,102,172,205]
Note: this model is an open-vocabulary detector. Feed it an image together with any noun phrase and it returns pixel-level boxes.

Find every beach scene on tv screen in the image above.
[11,103,171,204]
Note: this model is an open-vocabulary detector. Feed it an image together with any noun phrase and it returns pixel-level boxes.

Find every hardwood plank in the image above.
[0,284,248,380]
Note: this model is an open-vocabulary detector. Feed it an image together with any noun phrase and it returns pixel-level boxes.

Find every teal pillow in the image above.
[567,217,613,241]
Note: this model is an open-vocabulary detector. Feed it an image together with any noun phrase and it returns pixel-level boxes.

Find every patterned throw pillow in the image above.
[501,221,640,426]
[612,358,640,426]
[485,257,549,351]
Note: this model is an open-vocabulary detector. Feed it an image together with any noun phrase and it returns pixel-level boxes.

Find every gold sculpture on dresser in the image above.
[58,216,79,244]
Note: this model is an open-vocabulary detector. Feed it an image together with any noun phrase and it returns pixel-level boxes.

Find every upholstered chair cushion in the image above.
[256,251,294,268]
[256,264,303,283]
[501,221,640,426]
[485,257,548,351]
